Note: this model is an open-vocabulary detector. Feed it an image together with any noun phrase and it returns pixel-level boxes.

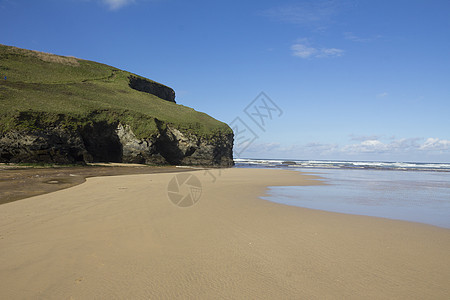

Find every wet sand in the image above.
[0,163,197,205]
[0,168,449,299]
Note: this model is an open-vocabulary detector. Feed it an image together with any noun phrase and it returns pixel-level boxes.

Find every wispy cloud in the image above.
[102,0,135,10]
[262,3,347,59]
[343,137,450,154]
[344,32,382,43]
[377,92,388,98]
[303,142,340,155]
[261,0,342,28]
[291,43,317,58]
[349,134,383,142]
[420,138,450,151]
[291,39,344,59]
[316,47,344,58]
[343,139,392,154]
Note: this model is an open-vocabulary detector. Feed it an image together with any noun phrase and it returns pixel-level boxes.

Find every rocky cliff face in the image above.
[128,76,176,103]
[0,117,234,166]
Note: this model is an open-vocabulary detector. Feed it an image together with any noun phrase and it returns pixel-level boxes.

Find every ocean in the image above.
[235,159,450,229]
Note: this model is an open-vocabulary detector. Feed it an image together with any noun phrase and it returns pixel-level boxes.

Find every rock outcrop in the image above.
[128,76,176,103]
[0,128,88,164]
[0,116,234,166]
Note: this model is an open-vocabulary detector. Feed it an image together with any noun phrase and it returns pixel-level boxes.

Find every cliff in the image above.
[128,75,176,103]
[0,44,233,166]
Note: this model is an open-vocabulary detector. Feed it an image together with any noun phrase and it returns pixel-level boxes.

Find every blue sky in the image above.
[1,0,449,162]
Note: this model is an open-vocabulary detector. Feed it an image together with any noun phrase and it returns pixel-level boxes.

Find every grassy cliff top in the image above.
[0,44,231,137]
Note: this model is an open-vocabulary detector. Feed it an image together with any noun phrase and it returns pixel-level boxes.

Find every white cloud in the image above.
[291,41,344,59]
[342,138,428,154]
[390,138,422,152]
[377,92,388,98]
[420,138,450,151]
[316,47,344,58]
[342,137,450,156]
[103,0,135,10]
[343,139,388,153]
[291,43,317,58]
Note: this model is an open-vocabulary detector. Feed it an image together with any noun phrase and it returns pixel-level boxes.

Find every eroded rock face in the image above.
[128,76,176,103]
[153,125,234,166]
[0,129,89,164]
[0,122,234,167]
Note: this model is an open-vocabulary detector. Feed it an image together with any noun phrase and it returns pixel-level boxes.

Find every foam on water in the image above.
[234,158,450,172]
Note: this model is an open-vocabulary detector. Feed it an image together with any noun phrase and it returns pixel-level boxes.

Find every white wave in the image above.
[233,158,450,171]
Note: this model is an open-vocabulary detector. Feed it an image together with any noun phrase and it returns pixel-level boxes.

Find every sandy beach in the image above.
[0,168,449,299]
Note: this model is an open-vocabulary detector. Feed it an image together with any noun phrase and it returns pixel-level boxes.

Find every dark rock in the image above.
[128,75,176,103]
[0,120,234,167]
[80,121,122,162]
[0,128,89,164]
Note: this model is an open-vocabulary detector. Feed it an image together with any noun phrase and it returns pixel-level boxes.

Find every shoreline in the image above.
[0,168,449,298]
[259,168,450,229]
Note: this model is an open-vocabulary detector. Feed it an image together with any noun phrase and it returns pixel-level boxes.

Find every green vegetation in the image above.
[0,44,231,138]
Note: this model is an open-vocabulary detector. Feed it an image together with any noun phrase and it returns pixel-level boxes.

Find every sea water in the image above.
[235,159,450,228]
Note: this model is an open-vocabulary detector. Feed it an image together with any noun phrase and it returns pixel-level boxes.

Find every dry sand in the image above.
[0,168,449,299]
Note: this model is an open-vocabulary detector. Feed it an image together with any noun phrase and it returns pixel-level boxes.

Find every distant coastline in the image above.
[235,158,450,172]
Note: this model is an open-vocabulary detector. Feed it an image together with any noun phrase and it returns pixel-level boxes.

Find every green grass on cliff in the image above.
[0,44,231,138]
